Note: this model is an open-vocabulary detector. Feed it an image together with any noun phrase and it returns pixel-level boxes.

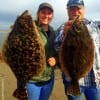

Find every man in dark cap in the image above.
[54,0,100,100]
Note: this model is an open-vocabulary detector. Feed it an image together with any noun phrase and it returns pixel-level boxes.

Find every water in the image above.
[0,29,10,48]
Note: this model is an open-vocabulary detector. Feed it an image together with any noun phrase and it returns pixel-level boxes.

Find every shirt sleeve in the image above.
[93,21,100,69]
[86,20,100,70]
[88,21,100,83]
[54,24,64,52]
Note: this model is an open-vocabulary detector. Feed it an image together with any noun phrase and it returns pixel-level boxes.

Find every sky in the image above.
[0,0,100,29]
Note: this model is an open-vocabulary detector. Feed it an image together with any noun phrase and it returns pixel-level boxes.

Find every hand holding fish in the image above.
[47,57,56,67]
[63,20,74,36]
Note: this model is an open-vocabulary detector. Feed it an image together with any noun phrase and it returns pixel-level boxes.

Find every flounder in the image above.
[59,19,94,96]
[2,10,46,99]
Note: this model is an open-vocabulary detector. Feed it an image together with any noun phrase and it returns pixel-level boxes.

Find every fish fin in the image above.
[13,88,27,100]
[67,80,81,96]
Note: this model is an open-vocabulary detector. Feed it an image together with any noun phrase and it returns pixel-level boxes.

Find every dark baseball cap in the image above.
[67,0,84,8]
[38,2,54,12]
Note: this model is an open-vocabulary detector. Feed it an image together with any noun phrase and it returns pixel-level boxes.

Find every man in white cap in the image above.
[54,0,100,100]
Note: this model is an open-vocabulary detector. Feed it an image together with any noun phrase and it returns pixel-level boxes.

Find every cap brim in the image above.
[39,6,53,12]
[42,6,53,12]
[67,4,83,8]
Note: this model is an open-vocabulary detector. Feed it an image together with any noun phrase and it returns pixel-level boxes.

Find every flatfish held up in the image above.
[2,10,46,99]
[59,19,94,96]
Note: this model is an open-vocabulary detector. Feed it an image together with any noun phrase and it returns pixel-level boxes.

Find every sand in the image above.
[0,62,67,100]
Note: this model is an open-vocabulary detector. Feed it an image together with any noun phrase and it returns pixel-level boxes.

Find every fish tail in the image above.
[13,88,28,100]
[67,80,81,96]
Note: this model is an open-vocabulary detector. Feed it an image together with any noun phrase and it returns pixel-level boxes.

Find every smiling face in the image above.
[67,6,84,20]
[37,8,53,25]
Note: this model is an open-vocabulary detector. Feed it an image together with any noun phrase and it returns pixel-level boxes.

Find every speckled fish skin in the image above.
[2,10,46,99]
[59,20,94,96]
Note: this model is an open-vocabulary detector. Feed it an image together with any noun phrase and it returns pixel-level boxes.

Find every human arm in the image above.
[63,20,74,35]
[89,21,100,82]
[95,25,100,80]
[54,20,74,52]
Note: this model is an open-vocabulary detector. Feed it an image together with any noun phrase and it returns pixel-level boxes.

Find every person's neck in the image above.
[41,24,49,32]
